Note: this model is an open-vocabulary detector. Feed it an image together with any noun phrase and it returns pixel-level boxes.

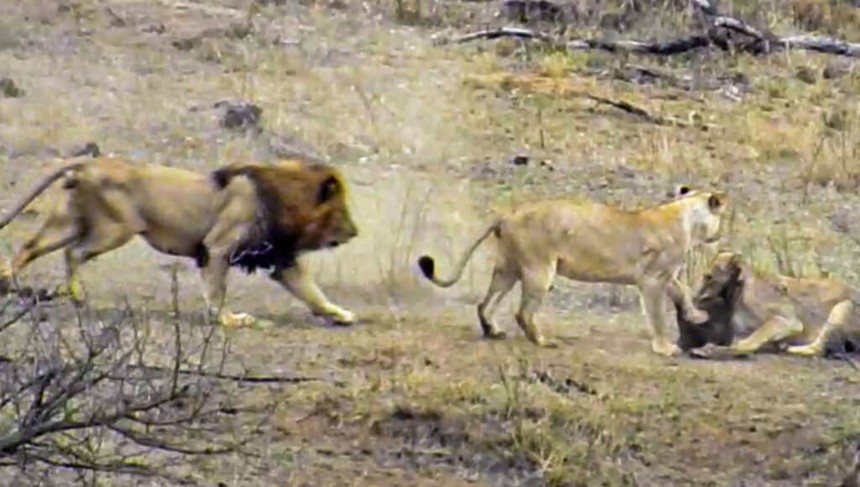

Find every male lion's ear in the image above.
[317,175,341,204]
[708,193,726,211]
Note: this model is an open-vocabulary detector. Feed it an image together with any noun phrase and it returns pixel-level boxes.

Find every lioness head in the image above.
[676,188,728,245]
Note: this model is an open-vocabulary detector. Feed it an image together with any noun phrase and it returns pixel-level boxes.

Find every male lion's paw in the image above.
[320,307,356,327]
[220,312,257,329]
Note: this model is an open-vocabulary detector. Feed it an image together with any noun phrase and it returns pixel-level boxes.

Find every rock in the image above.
[823,62,850,80]
[0,78,24,98]
[795,66,817,84]
[69,141,101,158]
[215,100,263,133]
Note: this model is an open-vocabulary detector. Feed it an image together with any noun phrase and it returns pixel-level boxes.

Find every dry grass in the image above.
[1,0,860,485]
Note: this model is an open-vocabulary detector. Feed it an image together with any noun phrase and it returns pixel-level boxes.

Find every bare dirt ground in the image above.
[1,0,860,485]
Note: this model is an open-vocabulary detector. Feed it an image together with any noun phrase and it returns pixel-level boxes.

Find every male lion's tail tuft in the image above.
[417,255,436,280]
[415,221,500,289]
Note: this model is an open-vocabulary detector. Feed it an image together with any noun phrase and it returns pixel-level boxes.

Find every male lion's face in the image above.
[310,172,359,249]
[694,252,743,306]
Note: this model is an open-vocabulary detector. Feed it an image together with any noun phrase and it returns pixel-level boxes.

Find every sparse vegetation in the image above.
[1,0,859,485]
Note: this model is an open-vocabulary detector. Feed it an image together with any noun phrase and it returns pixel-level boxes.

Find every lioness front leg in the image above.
[787,300,853,357]
[732,315,803,355]
[666,276,709,324]
[272,262,356,326]
[639,279,681,357]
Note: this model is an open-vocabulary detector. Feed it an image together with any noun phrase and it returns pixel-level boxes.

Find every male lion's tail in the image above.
[0,160,87,231]
[417,221,500,288]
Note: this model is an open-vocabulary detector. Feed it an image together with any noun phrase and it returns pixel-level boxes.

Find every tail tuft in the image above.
[417,255,435,280]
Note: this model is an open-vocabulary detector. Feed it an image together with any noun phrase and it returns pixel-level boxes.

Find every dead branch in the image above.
[132,364,334,385]
[437,9,860,59]
[0,298,266,484]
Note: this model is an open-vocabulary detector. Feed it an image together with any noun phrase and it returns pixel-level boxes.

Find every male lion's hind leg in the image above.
[274,262,356,326]
[476,264,519,340]
[787,300,853,357]
[6,209,80,297]
[639,280,681,357]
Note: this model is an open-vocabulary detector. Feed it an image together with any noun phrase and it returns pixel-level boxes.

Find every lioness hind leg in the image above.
[787,300,853,357]
[638,280,681,357]
[515,264,555,347]
[733,316,804,355]
[476,263,519,340]
[273,262,356,326]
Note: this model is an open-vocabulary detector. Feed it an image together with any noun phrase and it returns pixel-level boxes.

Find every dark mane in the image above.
[210,161,340,275]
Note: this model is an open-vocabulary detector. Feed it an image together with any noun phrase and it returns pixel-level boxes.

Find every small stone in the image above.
[0,78,24,98]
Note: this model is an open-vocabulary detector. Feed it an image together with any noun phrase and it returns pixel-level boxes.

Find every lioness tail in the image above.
[417,221,500,288]
[0,160,86,231]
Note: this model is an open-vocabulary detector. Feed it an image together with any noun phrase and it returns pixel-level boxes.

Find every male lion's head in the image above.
[676,251,744,351]
[214,159,359,255]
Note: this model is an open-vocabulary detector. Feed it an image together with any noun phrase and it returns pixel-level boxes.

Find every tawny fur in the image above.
[417,189,729,357]
[0,156,359,327]
[676,252,860,357]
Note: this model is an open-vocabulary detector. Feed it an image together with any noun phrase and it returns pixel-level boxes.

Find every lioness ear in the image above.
[317,175,340,204]
[708,193,726,212]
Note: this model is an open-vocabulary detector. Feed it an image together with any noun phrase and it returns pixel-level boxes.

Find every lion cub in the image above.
[676,251,860,357]
[417,188,728,357]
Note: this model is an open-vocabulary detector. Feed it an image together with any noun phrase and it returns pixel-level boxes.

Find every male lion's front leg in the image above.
[639,279,681,357]
[200,257,256,328]
[666,276,709,324]
[272,262,356,326]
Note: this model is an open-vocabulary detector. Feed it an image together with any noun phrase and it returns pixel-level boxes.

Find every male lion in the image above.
[416,189,728,357]
[0,156,359,327]
[675,251,860,357]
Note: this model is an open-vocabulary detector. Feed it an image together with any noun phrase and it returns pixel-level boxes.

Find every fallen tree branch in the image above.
[436,23,860,58]
[132,364,337,385]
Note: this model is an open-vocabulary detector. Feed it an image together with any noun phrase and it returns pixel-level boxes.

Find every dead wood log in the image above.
[437,19,860,58]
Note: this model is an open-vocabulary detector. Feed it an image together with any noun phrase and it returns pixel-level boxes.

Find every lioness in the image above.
[676,251,860,357]
[0,156,359,327]
[417,189,728,357]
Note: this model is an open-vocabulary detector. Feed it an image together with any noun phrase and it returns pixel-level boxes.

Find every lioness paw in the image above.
[685,307,710,324]
[652,340,682,357]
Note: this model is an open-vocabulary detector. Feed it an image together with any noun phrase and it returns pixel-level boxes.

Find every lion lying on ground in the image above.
[417,188,729,357]
[675,251,860,358]
[0,156,359,328]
